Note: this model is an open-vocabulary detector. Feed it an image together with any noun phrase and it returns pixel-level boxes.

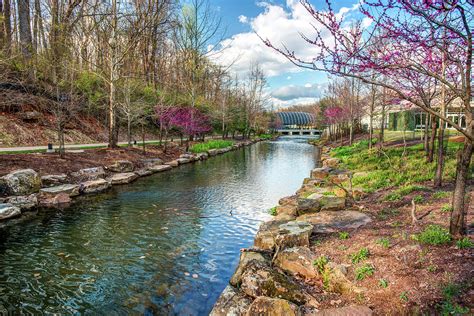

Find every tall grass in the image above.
[190,140,234,153]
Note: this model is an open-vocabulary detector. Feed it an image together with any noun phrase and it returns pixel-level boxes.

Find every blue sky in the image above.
[206,0,365,107]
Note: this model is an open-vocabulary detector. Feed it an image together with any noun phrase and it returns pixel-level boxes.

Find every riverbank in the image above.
[211,140,473,315]
[0,138,266,224]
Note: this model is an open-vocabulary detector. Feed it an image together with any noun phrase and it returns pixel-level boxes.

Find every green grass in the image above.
[189,140,234,153]
[414,225,451,245]
[256,133,274,140]
[338,232,350,240]
[441,204,453,213]
[413,194,424,204]
[433,191,451,199]
[350,247,370,263]
[456,237,473,249]
[355,264,375,280]
[331,140,471,194]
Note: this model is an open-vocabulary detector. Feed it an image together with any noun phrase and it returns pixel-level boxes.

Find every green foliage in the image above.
[75,71,106,108]
[338,232,349,240]
[438,282,470,315]
[323,191,336,196]
[379,279,389,288]
[268,206,277,216]
[439,301,469,315]
[456,237,473,249]
[413,194,424,204]
[189,140,234,153]
[313,255,329,274]
[355,264,375,281]
[350,248,370,263]
[415,225,451,245]
[433,191,451,199]
[257,134,273,140]
[441,204,453,213]
[385,192,402,201]
[400,291,409,302]
[377,237,391,249]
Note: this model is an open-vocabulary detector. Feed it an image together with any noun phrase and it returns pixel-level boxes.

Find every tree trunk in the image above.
[427,116,437,163]
[3,0,11,53]
[108,0,118,148]
[450,137,472,236]
[142,122,146,154]
[127,115,132,146]
[423,114,430,155]
[368,85,376,149]
[17,0,32,59]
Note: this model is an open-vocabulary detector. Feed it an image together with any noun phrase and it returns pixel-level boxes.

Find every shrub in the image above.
[355,264,375,280]
[190,140,234,153]
[338,232,349,240]
[268,206,277,216]
[456,237,473,249]
[415,225,451,245]
[351,248,370,264]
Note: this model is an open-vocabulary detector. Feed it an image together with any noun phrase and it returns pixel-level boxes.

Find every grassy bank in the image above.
[189,140,234,153]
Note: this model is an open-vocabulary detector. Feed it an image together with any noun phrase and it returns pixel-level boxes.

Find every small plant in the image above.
[433,191,450,199]
[400,291,409,302]
[441,204,453,213]
[338,232,349,240]
[413,194,424,204]
[355,264,375,280]
[438,282,470,315]
[456,237,473,249]
[351,247,370,263]
[415,225,451,245]
[377,237,391,249]
[322,191,335,196]
[379,278,389,288]
[268,206,277,216]
[427,264,437,272]
[313,255,329,274]
[438,301,469,315]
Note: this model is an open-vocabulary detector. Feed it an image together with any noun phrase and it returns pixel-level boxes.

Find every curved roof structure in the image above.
[277,112,316,126]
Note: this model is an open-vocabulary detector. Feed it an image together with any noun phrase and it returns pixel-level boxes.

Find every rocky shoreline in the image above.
[210,145,374,316]
[0,139,262,224]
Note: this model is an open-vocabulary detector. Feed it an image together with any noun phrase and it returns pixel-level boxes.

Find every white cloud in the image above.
[238,15,248,24]
[211,1,359,79]
[271,82,326,102]
[304,83,312,88]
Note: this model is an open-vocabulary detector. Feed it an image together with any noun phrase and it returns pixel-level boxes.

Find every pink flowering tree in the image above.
[262,0,472,235]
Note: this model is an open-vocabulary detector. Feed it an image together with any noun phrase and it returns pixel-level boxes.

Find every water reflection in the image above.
[0,139,316,315]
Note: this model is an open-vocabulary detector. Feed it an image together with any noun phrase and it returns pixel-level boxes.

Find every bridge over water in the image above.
[275,111,322,137]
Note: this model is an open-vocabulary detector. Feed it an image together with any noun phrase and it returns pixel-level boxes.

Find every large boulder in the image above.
[310,167,331,180]
[0,169,41,196]
[325,263,361,295]
[107,172,138,185]
[209,285,253,316]
[230,251,269,287]
[41,174,68,187]
[254,220,313,251]
[246,297,298,316]
[240,260,318,307]
[274,247,318,279]
[39,192,71,207]
[5,194,38,211]
[80,179,111,194]
[0,203,21,220]
[40,184,80,197]
[297,211,371,234]
[71,167,105,181]
[108,160,134,172]
[323,158,340,168]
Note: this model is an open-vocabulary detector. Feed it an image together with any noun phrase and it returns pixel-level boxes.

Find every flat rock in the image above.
[0,203,21,220]
[196,152,209,160]
[274,247,318,279]
[40,184,80,197]
[5,194,38,211]
[177,158,191,164]
[323,158,340,168]
[71,167,105,181]
[0,169,41,196]
[209,285,253,316]
[240,260,318,307]
[135,168,153,177]
[311,305,373,316]
[39,192,71,207]
[107,172,138,185]
[246,297,298,316]
[207,149,218,156]
[276,221,313,250]
[230,251,269,287]
[148,165,172,173]
[311,167,331,180]
[297,211,371,234]
[141,158,163,167]
[254,220,291,250]
[80,179,111,194]
[41,174,68,187]
[108,160,134,172]
[165,160,179,167]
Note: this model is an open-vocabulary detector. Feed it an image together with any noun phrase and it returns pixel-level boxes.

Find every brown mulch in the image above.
[0,144,184,176]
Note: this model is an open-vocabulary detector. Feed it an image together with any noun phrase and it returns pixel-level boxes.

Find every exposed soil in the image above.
[0,144,185,176]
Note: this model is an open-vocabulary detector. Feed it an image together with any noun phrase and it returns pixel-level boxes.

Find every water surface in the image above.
[0,139,317,315]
